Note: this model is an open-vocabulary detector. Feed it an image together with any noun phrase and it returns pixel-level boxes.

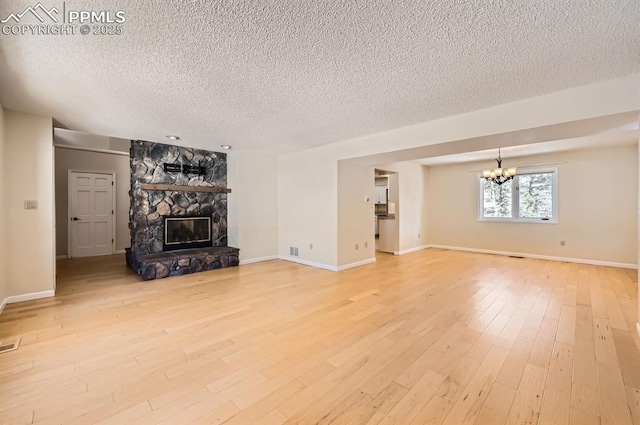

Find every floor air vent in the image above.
[0,337,21,354]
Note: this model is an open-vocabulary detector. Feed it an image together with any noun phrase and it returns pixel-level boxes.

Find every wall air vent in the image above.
[289,247,299,256]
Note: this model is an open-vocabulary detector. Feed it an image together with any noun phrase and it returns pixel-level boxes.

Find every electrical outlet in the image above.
[418,233,421,239]
[24,200,38,210]
[364,241,368,248]
[355,243,359,250]
[560,240,566,246]
[310,243,313,249]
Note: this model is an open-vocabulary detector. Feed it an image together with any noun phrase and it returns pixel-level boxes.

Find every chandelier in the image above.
[482,149,517,186]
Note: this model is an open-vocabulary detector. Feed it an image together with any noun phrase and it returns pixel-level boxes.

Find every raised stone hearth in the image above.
[127,140,239,280]
[126,246,239,280]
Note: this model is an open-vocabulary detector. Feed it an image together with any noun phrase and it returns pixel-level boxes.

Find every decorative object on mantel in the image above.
[482,148,517,186]
[126,140,239,281]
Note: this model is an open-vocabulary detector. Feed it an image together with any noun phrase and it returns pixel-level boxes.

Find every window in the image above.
[478,168,558,223]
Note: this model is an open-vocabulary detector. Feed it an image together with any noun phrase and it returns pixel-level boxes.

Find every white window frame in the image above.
[478,167,558,224]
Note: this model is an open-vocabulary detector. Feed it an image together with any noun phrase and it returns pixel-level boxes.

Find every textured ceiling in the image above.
[1,1,639,153]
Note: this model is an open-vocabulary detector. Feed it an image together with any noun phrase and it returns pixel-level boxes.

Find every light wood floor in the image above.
[1,249,639,425]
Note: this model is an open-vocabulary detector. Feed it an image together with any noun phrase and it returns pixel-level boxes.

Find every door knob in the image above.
[71,217,80,221]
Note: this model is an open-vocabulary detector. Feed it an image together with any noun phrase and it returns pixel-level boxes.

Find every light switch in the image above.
[24,200,38,210]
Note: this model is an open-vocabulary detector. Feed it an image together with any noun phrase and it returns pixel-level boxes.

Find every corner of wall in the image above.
[228,150,279,262]
[277,152,338,268]
[337,160,376,268]
[421,164,430,247]
[0,104,7,311]
[3,110,55,300]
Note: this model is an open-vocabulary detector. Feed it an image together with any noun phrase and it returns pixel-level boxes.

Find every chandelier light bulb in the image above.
[482,149,517,186]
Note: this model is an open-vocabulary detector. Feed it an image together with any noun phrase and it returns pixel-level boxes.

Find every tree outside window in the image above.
[479,169,557,223]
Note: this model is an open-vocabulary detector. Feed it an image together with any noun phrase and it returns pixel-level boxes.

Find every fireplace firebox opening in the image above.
[163,216,212,251]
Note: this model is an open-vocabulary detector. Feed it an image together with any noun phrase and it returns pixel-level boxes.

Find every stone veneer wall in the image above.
[129,140,228,258]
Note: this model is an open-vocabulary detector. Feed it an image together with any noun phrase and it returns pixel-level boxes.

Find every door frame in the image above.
[67,169,117,259]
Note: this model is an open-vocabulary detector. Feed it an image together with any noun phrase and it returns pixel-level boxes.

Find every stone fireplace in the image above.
[125,140,239,280]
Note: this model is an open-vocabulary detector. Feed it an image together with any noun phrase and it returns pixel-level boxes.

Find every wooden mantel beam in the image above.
[140,184,232,194]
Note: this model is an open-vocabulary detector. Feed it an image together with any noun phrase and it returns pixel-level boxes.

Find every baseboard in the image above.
[5,290,55,304]
[277,256,377,272]
[278,256,338,272]
[428,245,638,269]
[337,257,376,271]
[0,297,6,315]
[58,251,125,258]
[239,255,279,265]
[394,245,430,256]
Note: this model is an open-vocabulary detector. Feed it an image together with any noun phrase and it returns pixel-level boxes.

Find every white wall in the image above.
[427,144,638,266]
[0,105,6,310]
[54,128,130,153]
[108,137,131,152]
[54,147,130,256]
[54,128,109,149]
[317,157,429,267]
[277,75,639,269]
[278,149,338,267]
[422,165,430,247]
[376,161,430,253]
[4,110,55,298]
[337,161,375,267]
[227,151,278,262]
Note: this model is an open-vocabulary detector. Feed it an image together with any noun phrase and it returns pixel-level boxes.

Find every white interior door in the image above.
[69,172,114,258]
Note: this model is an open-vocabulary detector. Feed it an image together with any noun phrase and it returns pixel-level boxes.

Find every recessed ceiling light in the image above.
[221,145,232,150]
[167,135,180,141]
